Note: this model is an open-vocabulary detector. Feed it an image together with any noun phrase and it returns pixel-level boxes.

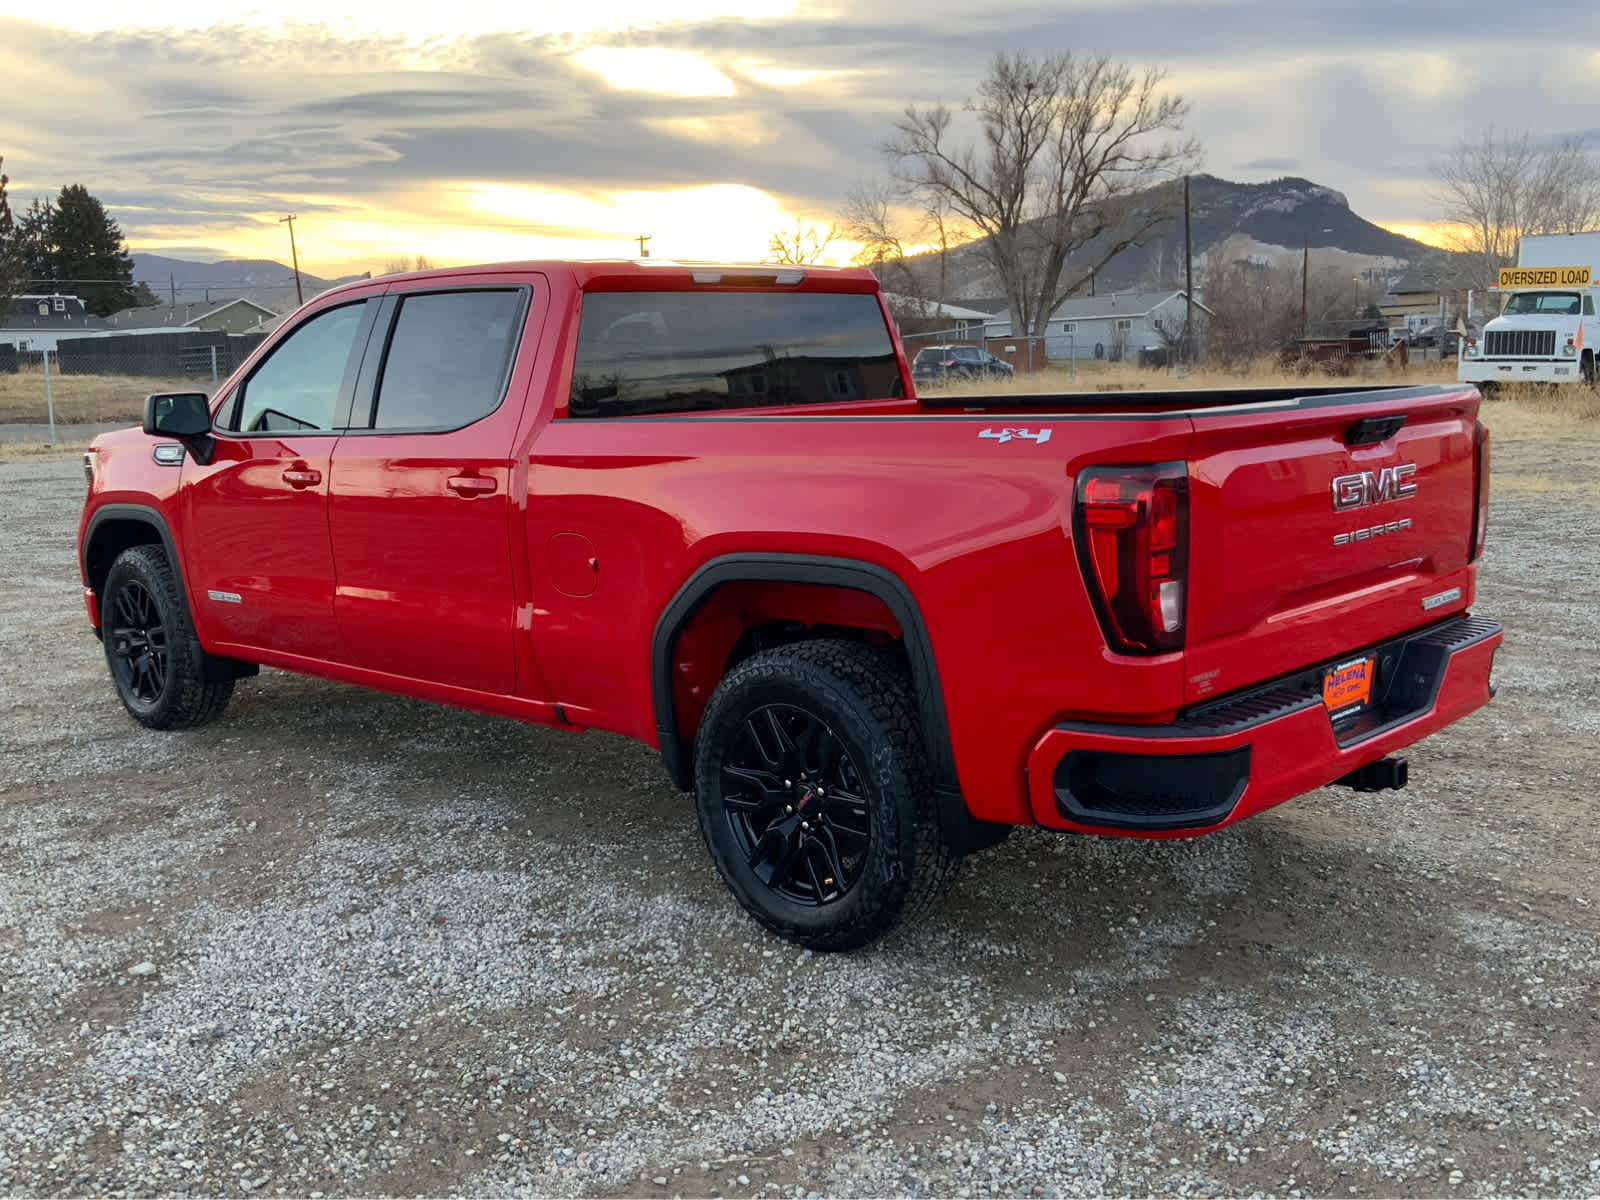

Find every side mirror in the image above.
[143,392,216,464]
[144,392,211,437]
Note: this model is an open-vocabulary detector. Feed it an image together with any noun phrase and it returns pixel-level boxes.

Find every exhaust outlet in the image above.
[1336,756,1409,793]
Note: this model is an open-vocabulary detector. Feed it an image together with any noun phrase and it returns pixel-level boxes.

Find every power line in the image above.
[22,277,313,287]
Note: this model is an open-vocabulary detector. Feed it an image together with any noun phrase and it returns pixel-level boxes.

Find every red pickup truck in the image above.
[78,261,1501,949]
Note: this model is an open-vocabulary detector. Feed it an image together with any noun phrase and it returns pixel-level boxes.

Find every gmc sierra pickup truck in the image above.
[78,261,1501,949]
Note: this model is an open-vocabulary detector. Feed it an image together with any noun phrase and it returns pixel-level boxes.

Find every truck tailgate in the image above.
[1180,385,1480,705]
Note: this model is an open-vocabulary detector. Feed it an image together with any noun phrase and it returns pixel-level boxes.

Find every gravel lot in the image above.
[2,404,1598,1198]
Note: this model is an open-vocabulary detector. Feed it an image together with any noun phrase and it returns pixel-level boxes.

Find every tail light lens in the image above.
[1471,421,1490,561]
[1073,463,1189,654]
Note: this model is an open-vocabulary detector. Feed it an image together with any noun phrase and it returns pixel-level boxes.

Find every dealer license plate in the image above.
[1323,656,1374,717]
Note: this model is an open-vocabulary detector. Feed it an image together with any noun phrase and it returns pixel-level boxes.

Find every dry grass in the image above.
[0,368,192,425]
[0,439,94,460]
[932,355,1463,396]
[1476,382,1600,441]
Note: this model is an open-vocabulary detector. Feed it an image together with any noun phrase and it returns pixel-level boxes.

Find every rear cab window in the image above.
[361,289,527,431]
[568,291,902,418]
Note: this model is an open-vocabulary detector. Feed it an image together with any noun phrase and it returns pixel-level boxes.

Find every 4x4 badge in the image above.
[980,427,1052,445]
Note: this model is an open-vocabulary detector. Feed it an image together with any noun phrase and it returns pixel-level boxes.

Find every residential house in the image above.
[880,294,999,341]
[988,290,1213,363]
[0,294,107,354]
[103,297,278,335]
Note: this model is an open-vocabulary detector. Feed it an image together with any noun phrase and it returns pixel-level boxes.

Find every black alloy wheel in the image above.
[719,704,872,906]
[100,544,235,729]
[693,638,958,950]
[108,579,168,708]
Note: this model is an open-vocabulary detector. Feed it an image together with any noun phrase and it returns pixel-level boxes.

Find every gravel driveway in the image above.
[2,407,1598,1198]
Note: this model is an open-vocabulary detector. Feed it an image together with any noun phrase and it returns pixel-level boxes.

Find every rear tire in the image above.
[102,544,233,729]
[693,639,957,950]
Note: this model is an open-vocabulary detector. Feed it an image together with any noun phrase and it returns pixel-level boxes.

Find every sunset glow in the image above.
[1375,222,1462,251]
[1,5,1593,285]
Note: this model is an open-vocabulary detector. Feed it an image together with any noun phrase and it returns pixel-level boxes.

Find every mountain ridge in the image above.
[907,173,1453,312]
[129,253,370,312]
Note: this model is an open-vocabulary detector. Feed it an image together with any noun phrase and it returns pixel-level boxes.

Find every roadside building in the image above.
[988,289,1213,363]
[0,294,107,355]
[103,297,278,335]
[1380,271,1449,336]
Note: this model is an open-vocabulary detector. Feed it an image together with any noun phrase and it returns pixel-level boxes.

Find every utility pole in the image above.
[169,273,176,305]
[1301,236,1309,339]
[635,234,652,258]
[1183,175,1194,366]
[280,215,304,306]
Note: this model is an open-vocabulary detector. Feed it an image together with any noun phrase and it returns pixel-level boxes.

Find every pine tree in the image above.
[18,198,57,293]
[49,184,136,316]
[0,157,23,309]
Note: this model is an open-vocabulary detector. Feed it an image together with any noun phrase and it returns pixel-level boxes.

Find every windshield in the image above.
[1503,291,1581,316]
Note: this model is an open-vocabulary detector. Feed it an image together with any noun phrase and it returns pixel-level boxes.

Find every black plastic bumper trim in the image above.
[1047,614,1501,832]
[1055,745,1252,832]
[1056,615,1501,744]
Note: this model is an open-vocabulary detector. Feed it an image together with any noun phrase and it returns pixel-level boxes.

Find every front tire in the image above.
[102,544,233,729]
[693,639,957,951]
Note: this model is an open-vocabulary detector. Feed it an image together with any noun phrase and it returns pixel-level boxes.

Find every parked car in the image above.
[1409,325,1461,356]
[79,260,1500,951]
[911,344,1014,385]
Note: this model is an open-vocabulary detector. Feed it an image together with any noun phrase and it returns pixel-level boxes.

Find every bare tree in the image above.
[1432,129,1600,292]
[840,182,973,315]
[841,182,919,298]
[1200,254,1381,364]
[887,52,1199,336]
[766,219,838,265]
[381,254,436,275]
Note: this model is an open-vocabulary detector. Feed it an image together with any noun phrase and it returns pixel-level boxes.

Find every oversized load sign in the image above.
[1494,265,1593,288]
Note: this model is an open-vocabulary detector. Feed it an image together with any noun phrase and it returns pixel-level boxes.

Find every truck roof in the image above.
[317,260,883,303]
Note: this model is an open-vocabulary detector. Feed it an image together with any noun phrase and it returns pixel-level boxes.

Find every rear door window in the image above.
[366,289,526,431]
[569,291,901,417]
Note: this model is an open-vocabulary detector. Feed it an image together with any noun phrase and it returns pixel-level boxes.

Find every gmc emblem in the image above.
[1331,463,1418,512]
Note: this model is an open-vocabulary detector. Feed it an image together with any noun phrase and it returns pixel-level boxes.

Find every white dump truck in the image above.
[1459,231,1600,389]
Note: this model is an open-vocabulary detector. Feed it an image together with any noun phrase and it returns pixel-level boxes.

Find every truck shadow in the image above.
[218,669,1516,998]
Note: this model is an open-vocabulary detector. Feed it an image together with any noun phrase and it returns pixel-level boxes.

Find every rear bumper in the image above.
[1026,615,1502,837]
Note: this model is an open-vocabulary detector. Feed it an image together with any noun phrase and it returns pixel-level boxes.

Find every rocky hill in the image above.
[916,174,1454,312]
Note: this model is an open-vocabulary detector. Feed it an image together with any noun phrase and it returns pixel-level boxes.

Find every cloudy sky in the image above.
[2,0,1596,277]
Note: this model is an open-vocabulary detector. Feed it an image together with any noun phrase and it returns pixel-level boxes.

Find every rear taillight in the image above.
[1073,463,1189,654]
[1471,420,1490,561]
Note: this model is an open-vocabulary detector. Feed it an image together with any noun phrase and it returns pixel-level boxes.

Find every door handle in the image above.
[281,467,321,488]
[447,474,498,496]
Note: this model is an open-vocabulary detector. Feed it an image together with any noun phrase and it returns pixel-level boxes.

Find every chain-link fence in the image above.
[0,330,267,444]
